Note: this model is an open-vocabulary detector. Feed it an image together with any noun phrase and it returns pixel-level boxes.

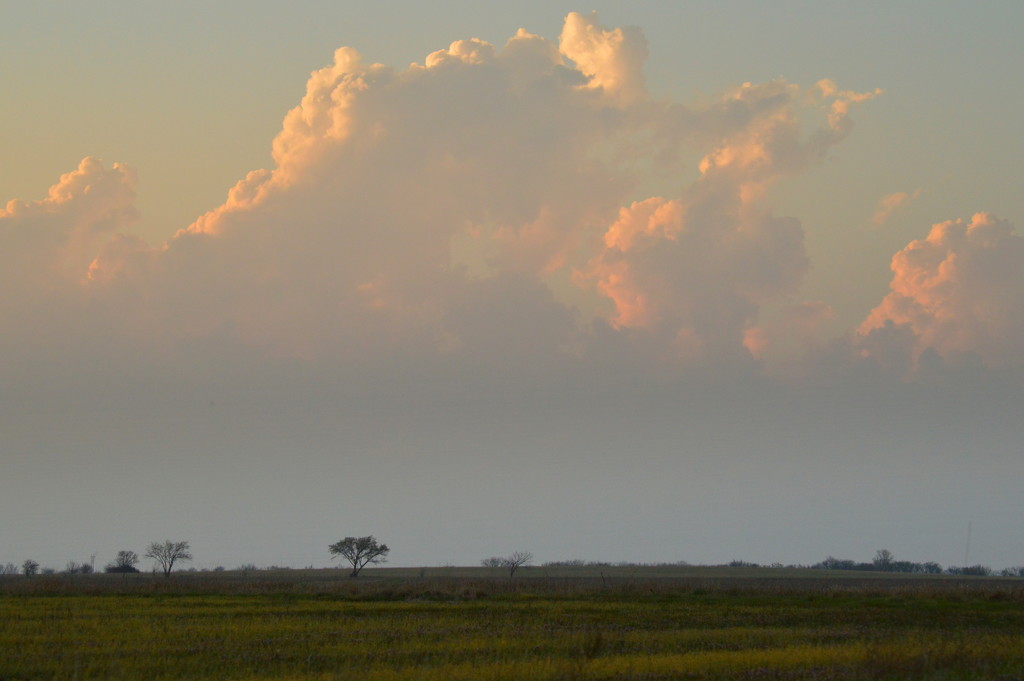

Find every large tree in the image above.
[328,536,389,577]
[145,540,192,577]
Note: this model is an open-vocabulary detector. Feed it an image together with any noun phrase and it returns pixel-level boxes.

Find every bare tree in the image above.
[64,560,95,575]
[145,541,192,577]
[502,551,533,578]
[328,536,389,577]
[481,556,505,568]
[22,559,39,576]
[0,563,17,575]
[105,550,140,573]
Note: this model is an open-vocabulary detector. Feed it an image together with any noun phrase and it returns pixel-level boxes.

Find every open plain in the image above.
[3,566,1024,680]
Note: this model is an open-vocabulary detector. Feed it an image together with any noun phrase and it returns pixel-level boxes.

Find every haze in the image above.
[2,2,1022,572]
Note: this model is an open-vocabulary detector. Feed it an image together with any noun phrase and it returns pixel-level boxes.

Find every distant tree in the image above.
[1,563,18,575]
[328,536,389,577]
[502,551,533,578]
[22,559,39,576]
[105,550,140,573]
[481,557,505,568]
[946,564,992,577]
[542,559,587,567]
[873,549,895,571]
[145,541,192,578]
[817,556,857,571]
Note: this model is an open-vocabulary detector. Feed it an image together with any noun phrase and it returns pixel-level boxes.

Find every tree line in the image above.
[729,549,1022,577]
[6,542,1023,579]
[4,536,393,579]
[5,541,192,578]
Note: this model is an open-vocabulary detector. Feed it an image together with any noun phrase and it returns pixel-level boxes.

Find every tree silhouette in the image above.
[503,551,533,578]
[328,536,389,577]
[145,541,192,577]
[105,550,141,573]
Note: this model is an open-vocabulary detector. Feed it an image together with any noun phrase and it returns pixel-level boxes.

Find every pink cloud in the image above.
[4,14,882,376]
[1,156,136,288]
[859,212,1024,368]
[580,78,874,363]
[872,190,922,226]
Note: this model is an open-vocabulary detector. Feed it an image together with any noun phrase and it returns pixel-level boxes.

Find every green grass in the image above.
[2,568,1023,680]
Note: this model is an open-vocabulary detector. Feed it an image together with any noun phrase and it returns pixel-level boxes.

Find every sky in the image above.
[2,1,1023,573]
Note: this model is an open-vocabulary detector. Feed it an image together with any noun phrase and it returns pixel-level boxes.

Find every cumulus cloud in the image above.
[872,190,922,226]
[558,11,648,104]
[859,213,1024,368]
[580,79,876,363]
[7,11,1024,580]
[59,19,627,366]
[4,13,884,379]
[0,158,139,360]
[1,157,137,288]
[582,193,807,363]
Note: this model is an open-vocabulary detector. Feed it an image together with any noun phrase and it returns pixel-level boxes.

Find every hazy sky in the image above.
[2,2,1022,572]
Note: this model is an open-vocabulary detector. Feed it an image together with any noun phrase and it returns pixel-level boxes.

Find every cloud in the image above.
[65,20,632,367]
[1,157,137,288]
[580,79,876,364]
[872,190,922,226]
[744,301,836,362]
[558,11,648,104]
[816,79,883,137]
[582,193,807,363]
[6,10,1024,574]
[0,157,139,363]
[4,13,883,379]
[859,212,1024,369]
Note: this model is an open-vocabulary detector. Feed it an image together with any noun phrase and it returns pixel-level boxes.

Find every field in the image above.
[2,566,1024,680]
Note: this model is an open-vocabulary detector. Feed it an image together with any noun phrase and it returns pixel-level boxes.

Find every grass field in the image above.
[2,567,1023,680]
